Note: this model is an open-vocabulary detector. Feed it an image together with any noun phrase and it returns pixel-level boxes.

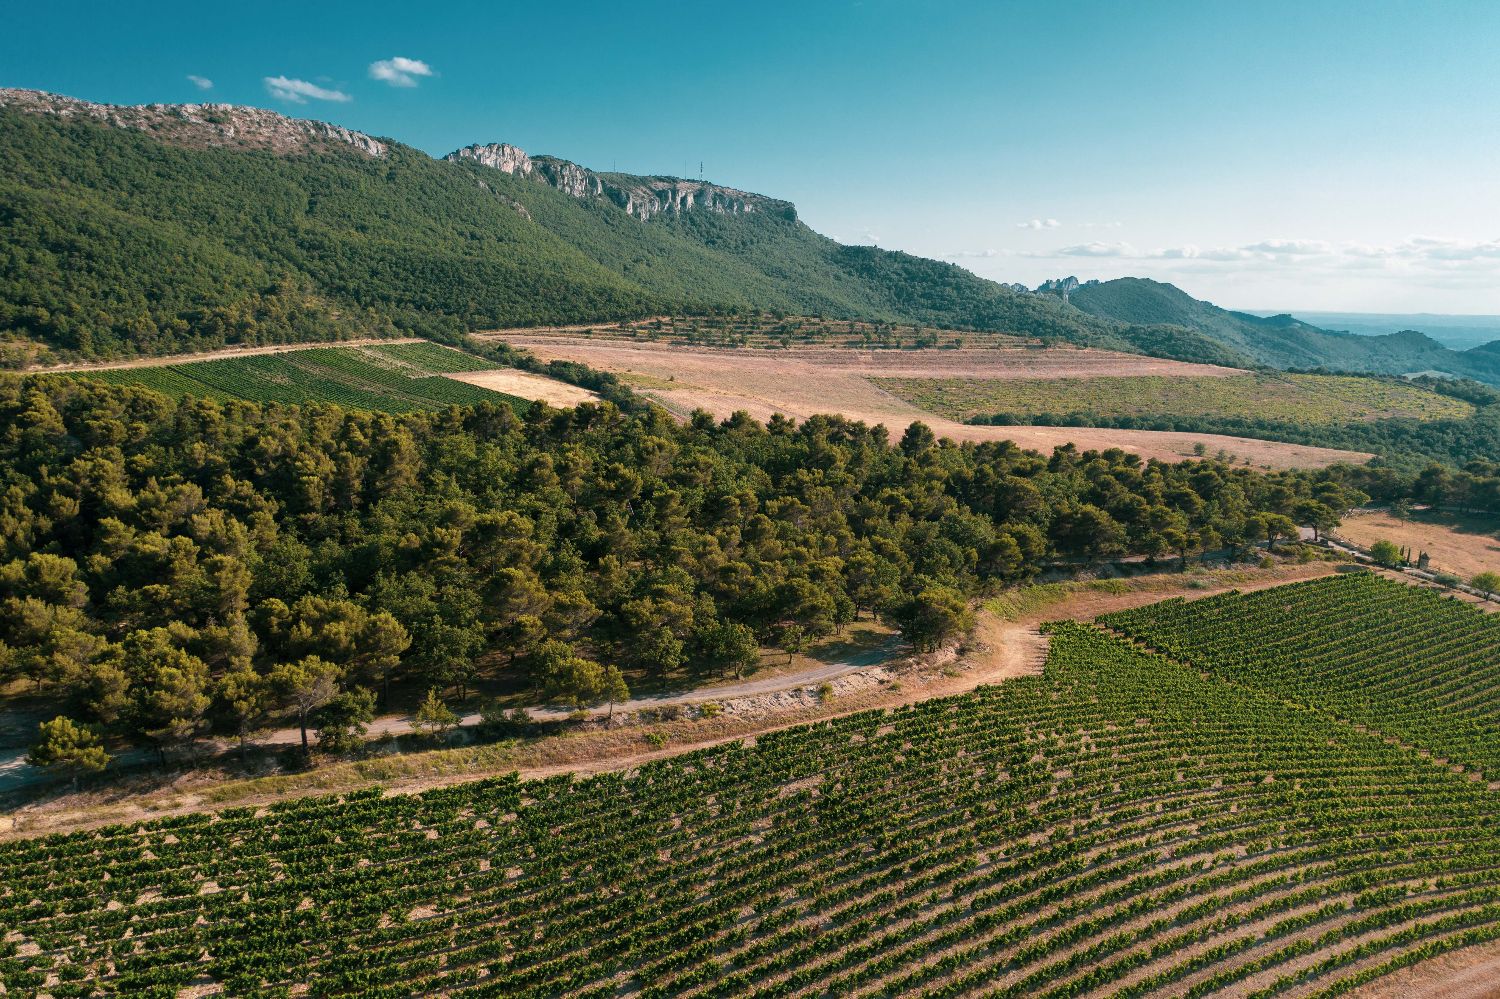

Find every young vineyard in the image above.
[6,622,1500,997]
[68,343,529,414]
[1101,571,1500,779]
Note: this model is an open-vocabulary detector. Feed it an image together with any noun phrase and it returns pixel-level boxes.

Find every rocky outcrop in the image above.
[451,142,533,176]
[532,156,606,199]
[0,89,387,157]
[1034,276,1101,302]
[446,142,795,222]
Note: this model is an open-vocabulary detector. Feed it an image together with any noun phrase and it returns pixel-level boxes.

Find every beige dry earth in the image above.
[444,368,600,406]
[1338,509,1500,581]
[490,335,1371,469]
[1346,941,1500,998]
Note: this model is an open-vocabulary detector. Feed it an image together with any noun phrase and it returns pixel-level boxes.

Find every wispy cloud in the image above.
[186,75,213,91]
[1016,218,1060,230]
[1042,235,1500,270]
[1055,241,1137,257]
[263,76,352,104]
[368,56,435,87]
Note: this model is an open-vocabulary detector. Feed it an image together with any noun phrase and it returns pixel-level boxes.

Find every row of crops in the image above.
[68,343,529,414]
[1102,571,1500,780]
[5,616,1500,997]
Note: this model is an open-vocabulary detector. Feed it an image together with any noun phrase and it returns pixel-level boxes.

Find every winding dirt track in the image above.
[491,336,1371,469]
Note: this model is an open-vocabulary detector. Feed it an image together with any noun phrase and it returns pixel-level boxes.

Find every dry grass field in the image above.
[491,334,1371,469]
[879,371,1474,424]
[1338,508,1500,579]
[445,368,600,406]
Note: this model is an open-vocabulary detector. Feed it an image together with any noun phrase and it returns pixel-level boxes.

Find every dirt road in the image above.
[0,638,902,794]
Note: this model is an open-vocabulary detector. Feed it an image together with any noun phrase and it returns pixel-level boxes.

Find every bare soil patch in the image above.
[1338,509,1500,581]
[986,561,1344,630]
[1345,939,1500,998]
[967,615,1048,683]
[444,369,599,407]
[492,336,1369,469]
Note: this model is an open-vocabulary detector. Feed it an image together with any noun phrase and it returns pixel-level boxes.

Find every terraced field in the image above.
[876,373,1474,425]
[5,607,1500,997]
[1102,571,1500,781]
[65,343,529,414]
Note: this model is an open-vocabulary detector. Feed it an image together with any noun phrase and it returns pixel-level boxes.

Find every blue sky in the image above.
[6,0,1500,312]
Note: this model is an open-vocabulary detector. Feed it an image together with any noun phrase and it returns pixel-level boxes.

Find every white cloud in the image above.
[187,75,213,91]
[368,56,435,87]
[1007,234,1500,306]
[1016,218,1060,230]
[263,76,352,104]
[1056,241,1138,258]
[1239,239,1331,257]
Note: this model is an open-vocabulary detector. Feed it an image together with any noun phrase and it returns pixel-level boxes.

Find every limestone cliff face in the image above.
[446,142,796,222]
[0,88,387,157]
[1,89,795,222]
[1034,276,1101,303]
[449,142,533,176]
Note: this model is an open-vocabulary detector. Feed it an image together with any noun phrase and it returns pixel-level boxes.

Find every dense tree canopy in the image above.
[0,375,1363,758]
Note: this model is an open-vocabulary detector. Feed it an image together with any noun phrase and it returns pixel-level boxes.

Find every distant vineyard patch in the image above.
[67,343,529,414]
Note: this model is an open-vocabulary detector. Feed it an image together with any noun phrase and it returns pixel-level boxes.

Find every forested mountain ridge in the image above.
[1062,277,1500,385]
[0,89,1238,366]
[9,88,1488,386]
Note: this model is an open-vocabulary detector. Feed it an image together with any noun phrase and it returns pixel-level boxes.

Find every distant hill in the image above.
[1280,311,1500,352]
[1064,278,1500,385]
[0,89,1237,367]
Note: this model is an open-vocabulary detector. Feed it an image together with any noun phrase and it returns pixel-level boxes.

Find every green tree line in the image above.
[1,375,1364,766]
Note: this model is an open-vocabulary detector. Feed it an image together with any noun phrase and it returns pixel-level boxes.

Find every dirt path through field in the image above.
[492,336,1370,469]
[35,337,427,373]
[0,637,903,795]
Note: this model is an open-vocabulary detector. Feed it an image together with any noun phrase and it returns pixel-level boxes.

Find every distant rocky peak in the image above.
[1036,276,1080,301]
[1034,276,1100,302]
[445,142,796,223]
[0,88,387,157]
[448,142,533,176]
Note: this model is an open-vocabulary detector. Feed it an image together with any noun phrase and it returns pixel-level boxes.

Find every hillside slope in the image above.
[1066,277,1500,384]
[0,89,1233,366]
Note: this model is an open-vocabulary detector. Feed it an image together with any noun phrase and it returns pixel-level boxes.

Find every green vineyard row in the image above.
[65,343,528,414]
[4,608,1500,997]
[1102,571,1500,779]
